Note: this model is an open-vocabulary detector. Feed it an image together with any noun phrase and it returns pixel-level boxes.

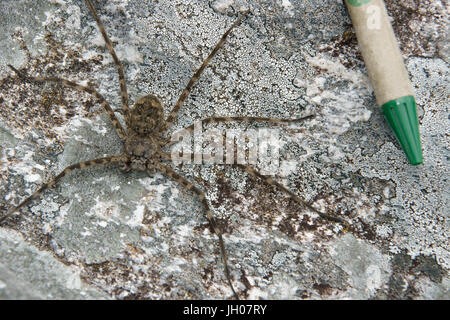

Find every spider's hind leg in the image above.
[159,151,348,227]
[154,161,239,299]
[236,164,349,226]
[0,155,124,225]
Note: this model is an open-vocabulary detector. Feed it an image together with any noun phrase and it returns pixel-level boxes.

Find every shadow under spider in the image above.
[1,0,349,299]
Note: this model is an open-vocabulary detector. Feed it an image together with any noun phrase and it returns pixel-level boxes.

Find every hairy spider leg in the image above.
[236,164,349,226]
[85,0,131,127]
[163,11,250,131]
[159,150,348,227]
[7,65,128,140]
[161,114,315,148]
[154,161,239,299]
[0,155,124,224]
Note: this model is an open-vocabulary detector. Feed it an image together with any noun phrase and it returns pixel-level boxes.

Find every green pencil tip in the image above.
[382,96,423,165]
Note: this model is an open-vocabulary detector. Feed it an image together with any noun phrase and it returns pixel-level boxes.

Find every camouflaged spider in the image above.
[1,0,347,299]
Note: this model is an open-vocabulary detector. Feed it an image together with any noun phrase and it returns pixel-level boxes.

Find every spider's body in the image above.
[1,0,348,299]
[121,95,166,172]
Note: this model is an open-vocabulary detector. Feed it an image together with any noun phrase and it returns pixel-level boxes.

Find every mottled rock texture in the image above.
[0,0,448,299]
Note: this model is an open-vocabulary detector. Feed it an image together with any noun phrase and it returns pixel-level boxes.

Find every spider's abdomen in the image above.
[130,95,165,136]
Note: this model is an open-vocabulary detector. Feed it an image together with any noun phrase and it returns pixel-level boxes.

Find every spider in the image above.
[1,0,348,299]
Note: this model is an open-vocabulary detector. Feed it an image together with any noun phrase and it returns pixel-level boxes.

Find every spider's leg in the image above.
[236,164,349,226]
[160,152,349,228]
[0,155,124,225]
[161,114,314,148]
[85,0,131,126]
[163,11,250,131]
[8,65,127,140]
[159,151,347,226]
[154,161,239,299]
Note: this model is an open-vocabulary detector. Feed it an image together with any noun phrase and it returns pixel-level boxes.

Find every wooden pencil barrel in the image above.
[345,0,414,106]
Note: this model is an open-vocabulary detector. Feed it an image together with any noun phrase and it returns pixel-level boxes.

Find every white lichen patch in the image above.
[211,0,234,13]
[247,286,268,300]
[365,264,383,295]
[117,43,143,64]
[331,234,391,299]
[7,150,44,180]
[66,5,81,31]
[280,0,294,17]
[375,224,393,239]
[87,196,121,222]
[266,274,300,299]
[164,257,188,273]
[299,53,373,135]
[127,204,145,228]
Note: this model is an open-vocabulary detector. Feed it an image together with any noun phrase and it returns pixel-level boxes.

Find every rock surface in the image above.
[0,0,448,299]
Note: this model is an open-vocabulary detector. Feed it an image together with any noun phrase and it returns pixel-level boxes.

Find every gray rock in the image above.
[0,0,448,299]
[0,228,108,299]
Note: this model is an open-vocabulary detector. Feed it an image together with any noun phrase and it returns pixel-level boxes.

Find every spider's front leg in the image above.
[163,10,250,131]
[84,0,131,126]
[7,65,128,141]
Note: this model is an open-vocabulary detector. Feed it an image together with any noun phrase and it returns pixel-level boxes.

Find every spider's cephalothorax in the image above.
[123,134,162,172]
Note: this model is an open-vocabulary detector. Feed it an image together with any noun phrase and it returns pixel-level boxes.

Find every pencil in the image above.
[344,0,423,165]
